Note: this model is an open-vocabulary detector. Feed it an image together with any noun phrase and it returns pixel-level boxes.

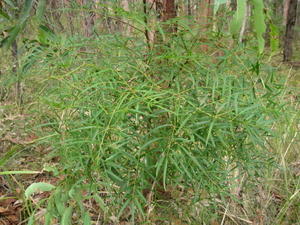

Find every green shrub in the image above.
[31,35,284,223]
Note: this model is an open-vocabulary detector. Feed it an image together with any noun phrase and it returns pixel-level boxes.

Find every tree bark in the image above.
[187,0,192,16]
[283,0,290,26]
[162,0,176,22]
[155,0,177,35]
[143,0,151,48]
[283,0,298,62]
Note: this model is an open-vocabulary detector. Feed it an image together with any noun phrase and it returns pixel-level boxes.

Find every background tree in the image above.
[283,0,298,61]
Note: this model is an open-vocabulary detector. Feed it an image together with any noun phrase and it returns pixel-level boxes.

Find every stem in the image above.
[143,0,151,49]
[12,40,22,106]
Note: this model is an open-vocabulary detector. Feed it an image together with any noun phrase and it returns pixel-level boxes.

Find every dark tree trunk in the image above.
[283,0,298,62]
[155,0,177,36]
[162,0,176,22]
[143,0,151,48]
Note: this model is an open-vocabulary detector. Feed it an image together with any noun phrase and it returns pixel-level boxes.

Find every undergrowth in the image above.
[1,32,299,224]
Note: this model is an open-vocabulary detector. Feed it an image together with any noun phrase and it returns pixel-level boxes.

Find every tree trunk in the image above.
[143,0,151,48]
[283,0,298,62]
[296,0,300,41]
[283,0,290,26]
[187,0,192,16]
[162,0,177,22]
[155,0,177,38]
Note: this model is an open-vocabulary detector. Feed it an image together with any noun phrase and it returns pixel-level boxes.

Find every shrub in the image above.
[32,35,283,223]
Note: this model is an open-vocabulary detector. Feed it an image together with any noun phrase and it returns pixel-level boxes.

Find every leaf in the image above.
[155,155,165,177]
[69,186,85,213]
[44,212,53,225]
[230,0,247,36]
[54,190,68,216]
[176,113,193,135]
[251,0,266,54]
[38,25,56,42]
[61,207,73,225]
[205,119,216,146]
[163,158,168,190]
[36,0,47,22]
[43,164,59,176]
[0,8,10,20]
[0,145,21,167]
[3,0,17,8]
[140,137,163,151]
[134,198,145,217]
[1,0,34,48]
[27,214,35,225]
[117,198,131,218]
[0,24,22,48]
[269,23,279,53]
[0,170,40,175]
[19,0,34,24]
[25,182,55,199]
[93,194,107,213]
[82,211,91,225]
[107,170,124,186]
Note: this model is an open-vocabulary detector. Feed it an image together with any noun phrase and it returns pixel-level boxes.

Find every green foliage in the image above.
[20,31,285,223]
[229,0,266,53]
[0,0,44,48]
[25,182,55,199]
[230,0,247,36]
[0,8,11,20]
[61,207,73,225]
[214,0,228,15]
[269,23,280,53]
[0,145,21,167]
[0,170,40,175]
[36,0,47,22]
[0,2,297,224]
[251,0,266,54]
[265,7,280,55]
